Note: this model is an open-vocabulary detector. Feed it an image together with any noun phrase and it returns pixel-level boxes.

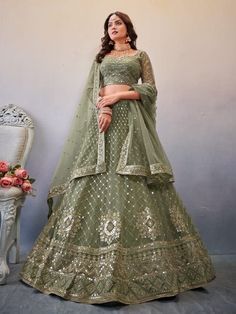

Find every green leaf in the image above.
[14,164,22,169]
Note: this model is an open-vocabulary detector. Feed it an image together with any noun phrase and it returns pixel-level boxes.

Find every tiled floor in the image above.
[0,255,235,314]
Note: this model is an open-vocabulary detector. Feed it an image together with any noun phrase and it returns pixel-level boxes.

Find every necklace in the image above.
[114,43,131,51]
[109,43,133,57]
[109,49,133,57]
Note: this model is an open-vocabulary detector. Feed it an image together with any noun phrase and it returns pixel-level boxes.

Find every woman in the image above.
[20,11,215,304]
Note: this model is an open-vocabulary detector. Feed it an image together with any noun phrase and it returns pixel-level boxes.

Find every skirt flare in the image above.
[20,101,215,304]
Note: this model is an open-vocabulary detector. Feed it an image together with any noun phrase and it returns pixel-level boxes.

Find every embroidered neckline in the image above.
[104,50,142,59]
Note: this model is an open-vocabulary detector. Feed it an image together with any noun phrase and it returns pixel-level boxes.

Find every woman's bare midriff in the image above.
[99,84,131,96]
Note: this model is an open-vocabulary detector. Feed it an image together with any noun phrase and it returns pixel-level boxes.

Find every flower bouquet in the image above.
[0,160,35,194]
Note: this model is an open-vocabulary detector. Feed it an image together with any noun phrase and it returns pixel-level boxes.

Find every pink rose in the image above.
[21,181,32,192]
[15,168,28,179]
[0,161,10,173]
[0,176,13,188]
[12,176,23,186]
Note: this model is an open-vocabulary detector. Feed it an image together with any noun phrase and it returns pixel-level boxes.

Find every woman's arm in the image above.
[96,90,140,109]
[129,51,158,107]
[116,90,140,100]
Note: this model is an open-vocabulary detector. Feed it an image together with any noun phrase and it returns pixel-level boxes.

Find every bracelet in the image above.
[99,108,112,114]
[99,107,112,116]
[99,111,112,117]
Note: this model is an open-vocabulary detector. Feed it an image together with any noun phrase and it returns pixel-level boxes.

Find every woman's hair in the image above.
[96,11,138,63]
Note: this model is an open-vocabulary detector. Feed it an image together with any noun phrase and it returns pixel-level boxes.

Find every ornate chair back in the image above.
[0,104,34,165]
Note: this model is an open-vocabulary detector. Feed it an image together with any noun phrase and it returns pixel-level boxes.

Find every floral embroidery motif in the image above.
[63,214,73,231]
[136,207,161,240]
[99,211,121,245]
[54,211,83,241]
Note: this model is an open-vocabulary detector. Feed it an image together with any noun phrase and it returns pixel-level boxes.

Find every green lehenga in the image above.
[20,51,215,304]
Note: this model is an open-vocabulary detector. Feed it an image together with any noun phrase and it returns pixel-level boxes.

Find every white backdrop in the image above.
[0,0,235,254]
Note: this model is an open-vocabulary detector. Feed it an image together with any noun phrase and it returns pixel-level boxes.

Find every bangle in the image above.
[99,111,112,117]
[99,107,112,116]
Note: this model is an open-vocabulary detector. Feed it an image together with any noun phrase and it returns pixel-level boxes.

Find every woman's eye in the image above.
[108,20,122,28]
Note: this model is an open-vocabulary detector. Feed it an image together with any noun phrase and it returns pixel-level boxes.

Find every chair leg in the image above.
[9,207,22,264]
[0,199,21,285]
[15,207,21,263]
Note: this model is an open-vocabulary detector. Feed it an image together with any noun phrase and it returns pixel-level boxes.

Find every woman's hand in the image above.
[98,113,112,133]
[96,94,120,109]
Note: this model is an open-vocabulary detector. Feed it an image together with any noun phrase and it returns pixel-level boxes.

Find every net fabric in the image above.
[118,51,174,183]
[47,61,105,215]
[47,51,174,216]
[20,102,215,303]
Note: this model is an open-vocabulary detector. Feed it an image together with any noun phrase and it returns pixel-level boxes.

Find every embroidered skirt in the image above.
[20,101,215,304]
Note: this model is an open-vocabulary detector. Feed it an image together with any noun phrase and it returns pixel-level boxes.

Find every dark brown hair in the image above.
[96,11,138,63]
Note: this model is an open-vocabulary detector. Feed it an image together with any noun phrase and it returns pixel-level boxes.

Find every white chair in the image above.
[0,104,34,284]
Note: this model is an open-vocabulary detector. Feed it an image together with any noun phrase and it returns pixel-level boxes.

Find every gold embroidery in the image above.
[99,211,121,245]
[136,207,161,240]
[63,214,73,231]
[48,163,107,199]
[169,205,189,234]
[20,234,215,304]
[25,67,215,305]
[116,126,174,178]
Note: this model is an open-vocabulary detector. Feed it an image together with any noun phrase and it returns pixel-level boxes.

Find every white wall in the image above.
[0,0,235,254]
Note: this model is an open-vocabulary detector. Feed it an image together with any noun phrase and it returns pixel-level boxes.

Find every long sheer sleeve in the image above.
[141,50,157,87]
[129,51,157,108]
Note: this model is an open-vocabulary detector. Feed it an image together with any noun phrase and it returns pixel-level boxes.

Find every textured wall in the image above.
[0,0,235,254]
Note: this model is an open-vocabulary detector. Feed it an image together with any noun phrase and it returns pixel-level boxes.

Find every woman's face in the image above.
[107,14,127,43]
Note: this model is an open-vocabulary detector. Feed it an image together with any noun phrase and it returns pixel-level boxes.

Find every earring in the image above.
[109,40,114,46]
[125,35,131,43]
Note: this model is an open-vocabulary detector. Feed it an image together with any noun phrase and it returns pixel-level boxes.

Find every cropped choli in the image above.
[100,51,142,86]
[100,50,156,92]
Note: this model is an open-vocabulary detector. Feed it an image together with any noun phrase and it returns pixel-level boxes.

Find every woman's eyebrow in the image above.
[108,19,122,24]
